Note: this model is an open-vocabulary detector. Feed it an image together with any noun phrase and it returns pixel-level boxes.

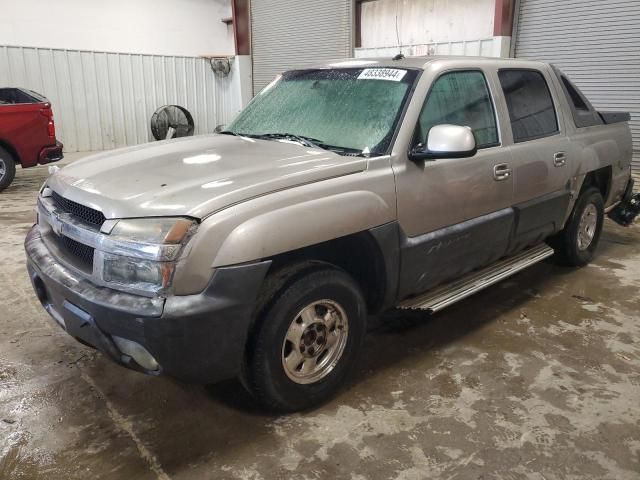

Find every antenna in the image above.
[395,0,402,56]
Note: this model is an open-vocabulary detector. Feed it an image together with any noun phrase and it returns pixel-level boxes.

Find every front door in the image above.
[393,69,514,298]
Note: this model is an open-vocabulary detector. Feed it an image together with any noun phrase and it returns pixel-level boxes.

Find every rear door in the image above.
[495,67,573,252]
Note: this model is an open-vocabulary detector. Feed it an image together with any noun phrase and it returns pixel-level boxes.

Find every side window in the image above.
[561,76,589,112]
[557,73,603,128]
[417,71,499,149]
[498,69,559,143]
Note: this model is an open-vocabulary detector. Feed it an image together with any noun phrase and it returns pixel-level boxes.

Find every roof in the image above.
[307,55,548,71]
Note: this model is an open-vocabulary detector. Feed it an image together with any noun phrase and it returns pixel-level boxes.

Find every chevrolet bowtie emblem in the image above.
[50,211,71,236]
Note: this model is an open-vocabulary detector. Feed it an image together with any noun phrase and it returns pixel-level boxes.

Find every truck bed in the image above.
[0,87,63,171]
[599,111,631,125]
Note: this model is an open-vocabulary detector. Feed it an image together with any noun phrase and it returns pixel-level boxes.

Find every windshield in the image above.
[226,67,418,156]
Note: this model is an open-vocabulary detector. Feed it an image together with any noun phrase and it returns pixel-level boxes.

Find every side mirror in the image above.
[214,124,226,133]
[409,124,477,161]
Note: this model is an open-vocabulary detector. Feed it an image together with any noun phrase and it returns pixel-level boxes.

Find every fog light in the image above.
[112,336,160,372]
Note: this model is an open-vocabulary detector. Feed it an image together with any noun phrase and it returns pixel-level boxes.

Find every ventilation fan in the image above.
[150,105,195,140]
[208,57,232,77]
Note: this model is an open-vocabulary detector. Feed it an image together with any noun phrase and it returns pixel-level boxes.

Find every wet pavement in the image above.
[1,157,639,479]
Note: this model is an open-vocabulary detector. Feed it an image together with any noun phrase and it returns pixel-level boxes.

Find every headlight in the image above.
[96,217,197,295]
[102,254,173,290]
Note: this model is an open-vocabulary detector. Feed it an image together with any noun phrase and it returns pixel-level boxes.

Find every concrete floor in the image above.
[1,156,639,480]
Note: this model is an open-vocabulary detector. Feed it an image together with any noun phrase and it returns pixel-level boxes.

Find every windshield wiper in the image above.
[249,132,325,149]
[225,131,369,157]
[252,133,370,156]
[316,144,369,157]
[219,130,245,138]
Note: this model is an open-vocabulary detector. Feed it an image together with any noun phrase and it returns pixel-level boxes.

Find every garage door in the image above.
[250,0,353,94]
[514,0,640,175]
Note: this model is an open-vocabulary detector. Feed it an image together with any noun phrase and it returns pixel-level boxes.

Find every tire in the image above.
[243,263,367,412]
[0,146,16,193]
[552,187,604,267]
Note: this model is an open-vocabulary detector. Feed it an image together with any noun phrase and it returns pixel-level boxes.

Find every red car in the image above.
[0,88,63,192]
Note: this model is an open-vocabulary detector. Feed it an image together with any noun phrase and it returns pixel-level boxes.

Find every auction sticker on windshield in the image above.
[358,68,407,82]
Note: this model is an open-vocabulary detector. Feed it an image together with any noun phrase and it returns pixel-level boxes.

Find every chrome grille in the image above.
[51,191,105,228]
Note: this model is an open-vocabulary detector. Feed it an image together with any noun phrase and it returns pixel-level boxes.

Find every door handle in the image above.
[493,163,512,181]
[554,152,567,167]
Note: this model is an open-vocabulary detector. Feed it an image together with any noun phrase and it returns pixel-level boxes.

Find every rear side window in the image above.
[417,70,499,148]
[0,88,39,105]
[498,69,559,143]
[561,76,588,111]
[554,68,603,128]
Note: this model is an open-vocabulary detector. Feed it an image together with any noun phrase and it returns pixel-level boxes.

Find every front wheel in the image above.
[244,264,367,412]
[552,187,604,266]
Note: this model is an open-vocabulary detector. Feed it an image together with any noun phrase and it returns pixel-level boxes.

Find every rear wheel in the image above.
[243,263,366,412]
[0,146,16,192]
[552,187,604,266]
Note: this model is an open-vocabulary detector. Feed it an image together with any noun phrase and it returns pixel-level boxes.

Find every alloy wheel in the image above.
[577,203,598,251]
[281,299,349,385]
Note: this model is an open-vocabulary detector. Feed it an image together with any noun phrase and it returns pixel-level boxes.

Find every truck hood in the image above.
[47,134,367,219]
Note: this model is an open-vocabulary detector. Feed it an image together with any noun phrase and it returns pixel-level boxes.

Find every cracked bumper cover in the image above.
[24,226,271,384]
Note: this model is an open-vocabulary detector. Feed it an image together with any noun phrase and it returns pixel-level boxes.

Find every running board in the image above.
[397,244,555,313]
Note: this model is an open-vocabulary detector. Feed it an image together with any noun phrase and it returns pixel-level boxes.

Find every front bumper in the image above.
[38,141,64,165]
[25,226,270,383]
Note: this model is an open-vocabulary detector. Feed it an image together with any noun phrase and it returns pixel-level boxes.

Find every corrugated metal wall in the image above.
[0,46,242,152]
[514,0,640,175]
[250,0,354,94]
[355,39,497,58]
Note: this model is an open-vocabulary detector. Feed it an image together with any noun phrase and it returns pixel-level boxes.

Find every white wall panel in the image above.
[0,46,243,152]
[0,0,233,57]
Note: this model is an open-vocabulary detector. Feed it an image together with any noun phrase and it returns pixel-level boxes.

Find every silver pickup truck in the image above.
[25,56,638,411]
